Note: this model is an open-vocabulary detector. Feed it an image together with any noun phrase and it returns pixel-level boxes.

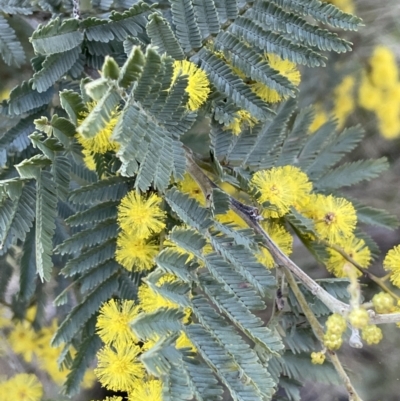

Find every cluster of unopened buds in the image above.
[311,292,396,364]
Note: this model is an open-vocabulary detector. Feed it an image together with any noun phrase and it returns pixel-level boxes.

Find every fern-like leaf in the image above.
[51,273,119,346]
[202,252,267,310]
[6,81,54,116]
[0,183,35,255]
[183,357,224,401]
[131,308,185,340]
[0,14,25,67]
[167,226,207,258]
[79,259,121,293]
[305,125,365,180]
[248,2,352,53]
[31,18,84,55]
[61,239,116,276]
[18,224,37,301]
[69,176,129,204]
[276,106,314,166]
[77,88,120,139]
[215,32,297,97]
[36,170,57,281]
[214,0,238,23]
[65,200,118,226]
[156,249,200,283]
[280,352,341,385]
[314,158,389,191]
[192,295,276,398]
[200,273,283,354]
[32,47,81,93]
[83,3,152,43]
[56,219,118,255]
[193,0,221,39]
[146,13,185,60]
[63,335,102,396]
[196,49,274,120]
[208,232,276,297]
[186,323,262,401]
[270,0,363,31]
[295,119,338,170]
[230,17,325,67]
[245,98,297,169]
[51,155,71,201]
[170,0,202,52]
[0,112,43,166]
[351,199,399,230]
[59,90,87,125]
[118,45,146,88]
[165,188,213,232]
[113,102,185,190]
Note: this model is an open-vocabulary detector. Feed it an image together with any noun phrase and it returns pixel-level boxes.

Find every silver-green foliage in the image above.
[0,0,396,400]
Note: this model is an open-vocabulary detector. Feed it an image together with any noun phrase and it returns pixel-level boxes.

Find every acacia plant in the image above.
[1,0,400,400]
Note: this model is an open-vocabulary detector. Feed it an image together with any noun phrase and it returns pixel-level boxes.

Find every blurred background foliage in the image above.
[1,0,400,400]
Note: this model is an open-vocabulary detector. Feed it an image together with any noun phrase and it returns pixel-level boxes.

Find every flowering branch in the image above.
[327,241,400,301]
[184,148,400,325]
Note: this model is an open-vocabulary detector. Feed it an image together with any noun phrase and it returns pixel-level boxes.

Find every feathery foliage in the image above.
[0,1,397,401]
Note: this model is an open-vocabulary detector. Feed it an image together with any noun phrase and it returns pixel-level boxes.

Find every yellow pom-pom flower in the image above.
[310,194,356,244]
[323,332,343,350]
[94,344,145,391]
[310,351,326,365]
[7,321,38,363]
[117,191,166,239]
[358,73,382,111]
[383,245,400,288]
[325,235,371,278]
[2,374,43,401]
[96,299,140,346]
[369,46,398,88]
[251,54,301,103]
[348,308,369,329]
[325,313,347,335]
[128,379,162,401]
[361,324,383,345]
[115,231,159,272]
[372,292,395,314]
[250,166,312,218]
[173,60,210,111]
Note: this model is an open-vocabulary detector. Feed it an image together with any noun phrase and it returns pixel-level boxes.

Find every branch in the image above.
[282,265,364,401]
[184,149,400,325]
